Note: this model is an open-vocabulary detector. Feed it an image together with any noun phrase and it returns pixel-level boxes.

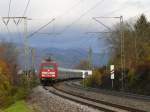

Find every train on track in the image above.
[39,59,92,85]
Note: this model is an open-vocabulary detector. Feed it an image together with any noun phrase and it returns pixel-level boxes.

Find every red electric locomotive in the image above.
[39,60,58,85]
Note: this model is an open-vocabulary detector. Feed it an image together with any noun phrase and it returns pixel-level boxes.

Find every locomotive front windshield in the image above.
[42,65,54,70]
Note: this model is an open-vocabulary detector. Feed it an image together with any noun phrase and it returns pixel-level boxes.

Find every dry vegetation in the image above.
[80,14,150,95]
[0,41,38,109]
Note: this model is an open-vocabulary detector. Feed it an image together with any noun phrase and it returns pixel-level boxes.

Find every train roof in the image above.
[41,60,57,64]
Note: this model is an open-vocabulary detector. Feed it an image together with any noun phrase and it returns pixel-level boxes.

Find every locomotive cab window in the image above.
[42,65,54,69]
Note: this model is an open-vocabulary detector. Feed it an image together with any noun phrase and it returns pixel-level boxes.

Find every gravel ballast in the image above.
[63,81,150,112]
[28,86,101,112]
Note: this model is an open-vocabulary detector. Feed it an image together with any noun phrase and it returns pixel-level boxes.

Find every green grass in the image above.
[4,100,32,112]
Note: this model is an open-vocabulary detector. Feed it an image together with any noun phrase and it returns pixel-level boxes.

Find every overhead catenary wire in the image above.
[93,17,112,31]
[56,0,84,19]
[33,0,84,35]
[11,15,24,38]
[28,18,55,37]
[19,0,31,23]
[1,0,20,38]
[2,21,13,38]
[8,0,12,17]
[100,1,150,22]
[2,19,12,38]
[32,0,85,35]
[59,0,105,34]
[22,0,31,17]
[127,8,150,21]
[20,0,105,37]
[102,0,131,16]
[2,0,13,38]
[9,0,83,37]
[3,0,149,39]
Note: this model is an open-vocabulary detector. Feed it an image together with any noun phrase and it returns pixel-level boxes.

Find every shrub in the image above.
[0,60,13,108]
[0,41,39,109]
[84,69,104,87]
[14,73,38,100]
[127,61,150,95]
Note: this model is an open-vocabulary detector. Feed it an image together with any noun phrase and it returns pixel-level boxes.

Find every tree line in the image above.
[81,14,150,95]
[108,14,150,94]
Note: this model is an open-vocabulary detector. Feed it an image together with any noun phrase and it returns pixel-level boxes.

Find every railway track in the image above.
[66,80,150,102]
[43,81,146,112]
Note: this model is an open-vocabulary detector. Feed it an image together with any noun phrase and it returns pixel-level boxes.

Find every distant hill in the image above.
[35,47,109,68]
[18,46,109,70]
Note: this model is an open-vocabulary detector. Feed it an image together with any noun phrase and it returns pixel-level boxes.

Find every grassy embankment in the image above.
[3,100,32,112]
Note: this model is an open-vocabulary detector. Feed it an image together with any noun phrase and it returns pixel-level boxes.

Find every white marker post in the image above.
[82,71,90,88]
[82,74,85,79]
[82,72,86,88]
[110,65,115,89]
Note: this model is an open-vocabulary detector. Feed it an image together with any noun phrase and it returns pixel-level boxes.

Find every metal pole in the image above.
[91,16,125,90]
[83,75,84,88]
[31,48,35,71]
[134,32,137,66]
[122,16,125,90]
[120,16,125,91]
[82,73,85,88]
[112,79,113,89]
[1,17,29,75]
[24,17,29,75]
[88,47,93,69]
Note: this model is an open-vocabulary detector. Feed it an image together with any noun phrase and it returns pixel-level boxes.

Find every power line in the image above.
[90,16,125,90]
[4,0,12,36]
[56,0,84,19]
[23,0,31,17]
[102,0,130,16]
[123,8,150,22]
[117,4,149,20]
[19,0,31,23]
[60,0,105,34]
[14,0,104,37]
[93,17,112,31]
[86,31,112,34]
[8,0,12,17]
[36,33,60,35]
[2,18,12,38]
[33,0,85,35]
[28,18,55,37]
[102,2,150,22]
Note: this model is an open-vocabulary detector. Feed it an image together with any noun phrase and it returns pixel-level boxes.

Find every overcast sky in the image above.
[0,0,150,51]
[0,0,149,30]
[0,0,149,18]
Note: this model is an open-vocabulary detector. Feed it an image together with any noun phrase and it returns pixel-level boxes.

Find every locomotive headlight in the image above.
[42,74,45,77]
[42,72,47,75]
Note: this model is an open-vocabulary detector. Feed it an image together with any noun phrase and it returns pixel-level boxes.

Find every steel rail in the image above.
[53,84,146,112]
[43,80,146,112]
[49,88,115,112]
[67,81,150,102]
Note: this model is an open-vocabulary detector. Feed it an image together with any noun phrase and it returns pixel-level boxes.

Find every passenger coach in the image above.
[39,59,92,85]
